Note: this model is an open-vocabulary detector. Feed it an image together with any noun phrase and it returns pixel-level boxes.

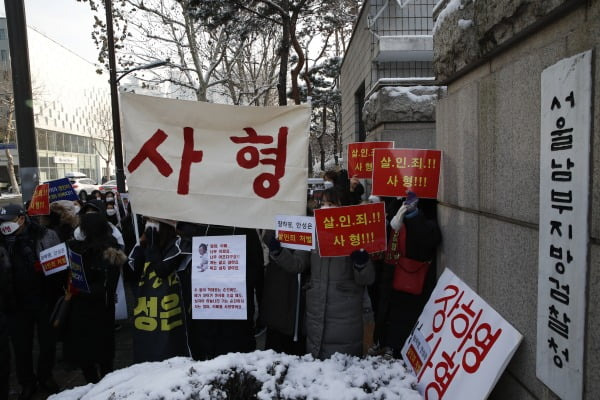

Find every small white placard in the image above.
[275,215,315,251]
[39,243,69,276]
[191,235,247,320]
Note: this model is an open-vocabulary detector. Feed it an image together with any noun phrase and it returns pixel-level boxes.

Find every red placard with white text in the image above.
[401,268,522,400]
[371,148,441,198]
[347,141,394,179]
[314,202,386,257]
[27,184,50,216]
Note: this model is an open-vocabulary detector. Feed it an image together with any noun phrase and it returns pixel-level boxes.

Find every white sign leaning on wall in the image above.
[120,93,311,230]
[401,268,523,400]
[536,50,592,400]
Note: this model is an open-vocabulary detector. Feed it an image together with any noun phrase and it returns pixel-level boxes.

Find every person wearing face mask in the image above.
[129,218,190,363]
[74,201,125,251]
[0,245,13,400]
[64,207,125,384]
[370,192,441,358]
[323,169,364,206]
[90,190,103,202]
[0,204,61,399]
[267,188,375,359]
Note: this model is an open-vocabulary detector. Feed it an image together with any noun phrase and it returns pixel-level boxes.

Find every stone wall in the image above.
[434,0,599,398]
[340,1,373,148]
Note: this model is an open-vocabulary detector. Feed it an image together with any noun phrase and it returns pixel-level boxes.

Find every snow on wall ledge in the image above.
[48,351,422,400]
[433,0,575,81]
[363,86,444,131]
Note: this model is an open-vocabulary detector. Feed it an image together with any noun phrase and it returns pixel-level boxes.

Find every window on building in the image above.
[0,29,5,40]
[354,83,366,142]
[0,50,7,62]
[36,130,48,151]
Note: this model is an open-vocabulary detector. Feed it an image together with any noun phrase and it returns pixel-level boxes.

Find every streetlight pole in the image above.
[105,0,125,193]
[4,0,38,202]
[105,0,167,193]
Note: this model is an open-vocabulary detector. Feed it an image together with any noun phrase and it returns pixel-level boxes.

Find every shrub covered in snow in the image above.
[49,350,422,400]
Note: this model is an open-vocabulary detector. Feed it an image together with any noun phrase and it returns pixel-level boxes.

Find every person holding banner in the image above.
[174,222,264,361]
[374,193,441,358]
[64,205,125,384]
[0,246,13,400]
[129,218,190,363]
[268,188,375,359]
[0,203,61,399]
[323,169,364,206]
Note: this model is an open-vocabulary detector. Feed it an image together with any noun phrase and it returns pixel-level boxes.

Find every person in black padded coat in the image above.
[64,205,125,383]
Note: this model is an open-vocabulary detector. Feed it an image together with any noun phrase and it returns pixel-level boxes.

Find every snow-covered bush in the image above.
[49,350,422,400]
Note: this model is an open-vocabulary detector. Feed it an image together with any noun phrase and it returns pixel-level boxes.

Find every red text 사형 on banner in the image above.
[127,126,288,199]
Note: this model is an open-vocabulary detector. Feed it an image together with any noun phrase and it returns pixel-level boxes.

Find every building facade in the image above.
[0,17,112,187]
[340,0,441,154]
[434,0,598,398]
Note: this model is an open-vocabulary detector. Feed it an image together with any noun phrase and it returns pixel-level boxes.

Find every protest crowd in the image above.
[0,167,441,400]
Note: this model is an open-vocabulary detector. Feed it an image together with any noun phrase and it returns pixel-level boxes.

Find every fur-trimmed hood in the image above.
[50,200,80,229]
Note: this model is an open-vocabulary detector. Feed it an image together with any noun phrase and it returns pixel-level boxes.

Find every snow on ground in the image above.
[49,351,423,400]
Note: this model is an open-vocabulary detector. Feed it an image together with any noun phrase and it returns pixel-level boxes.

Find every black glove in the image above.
[350,249,369,266]
[268,236,282,255]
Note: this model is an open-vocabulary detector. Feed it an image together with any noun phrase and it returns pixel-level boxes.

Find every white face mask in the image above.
[0,221,20,235]
[73,206,81,214]
[105,197,115,203]
[74,226,85,241]
[368,195,381,203]
[106,209,117,216]
[145,221,160,231]
[320,204,332,209]
[323,181,334,189]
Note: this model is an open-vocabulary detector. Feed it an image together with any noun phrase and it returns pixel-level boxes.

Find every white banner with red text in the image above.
[121,93,310,229]
[401,268,522,400]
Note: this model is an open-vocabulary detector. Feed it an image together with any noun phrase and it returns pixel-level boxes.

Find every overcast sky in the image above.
[0,0,98,64]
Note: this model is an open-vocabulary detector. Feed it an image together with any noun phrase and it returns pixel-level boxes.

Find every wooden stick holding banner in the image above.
[314,202,387,257]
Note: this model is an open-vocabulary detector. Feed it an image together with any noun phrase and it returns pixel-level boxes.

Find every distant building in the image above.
[0,17,112,186]
[340,0,442,156]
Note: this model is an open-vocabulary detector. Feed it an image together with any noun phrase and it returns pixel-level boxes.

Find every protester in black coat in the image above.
[65,211,124,384]
[260,254,307,356]
[0,246,13,400]
[130,219,189,363]
[176,223,264,361]
[374,196,441,357]
[0,204,61,399]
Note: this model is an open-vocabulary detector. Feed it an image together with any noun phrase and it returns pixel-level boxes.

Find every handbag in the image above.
[50,294,71,334]
[385,225,430,295]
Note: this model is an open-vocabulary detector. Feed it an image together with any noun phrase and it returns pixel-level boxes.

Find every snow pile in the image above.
[433,0,463,34]
[458,19,474,29]
[49,351,422,400]
[386,86,440,103]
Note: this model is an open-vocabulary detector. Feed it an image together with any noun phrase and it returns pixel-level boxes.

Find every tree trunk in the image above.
[5,148,19,194]
[277,3,291,106]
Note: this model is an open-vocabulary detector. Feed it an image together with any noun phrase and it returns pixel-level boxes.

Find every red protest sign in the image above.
[314,202,387,257]
[347,141,394,179]
[371,148,442,199]
[27,184,50,216]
